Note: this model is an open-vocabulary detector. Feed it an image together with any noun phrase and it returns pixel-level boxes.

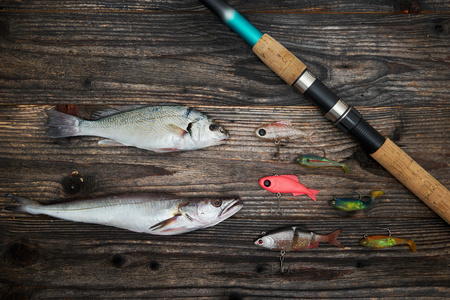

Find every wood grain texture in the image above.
[0,0,449,298]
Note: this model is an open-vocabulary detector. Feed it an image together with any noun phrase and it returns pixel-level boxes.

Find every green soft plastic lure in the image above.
[359,234,416,252]
[330,191,383,211]
[294,154,349,173]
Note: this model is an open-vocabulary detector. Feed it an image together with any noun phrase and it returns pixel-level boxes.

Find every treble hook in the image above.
[270,192,283,215]
[278,250,290,274]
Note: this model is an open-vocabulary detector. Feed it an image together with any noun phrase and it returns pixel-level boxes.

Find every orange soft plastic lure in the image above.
[259,175,319,201]
[359,235,417,252]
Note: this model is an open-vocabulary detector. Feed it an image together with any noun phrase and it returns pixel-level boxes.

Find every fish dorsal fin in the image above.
[90,105,145,120]
[279,175,299,182]
[276,120,292,126]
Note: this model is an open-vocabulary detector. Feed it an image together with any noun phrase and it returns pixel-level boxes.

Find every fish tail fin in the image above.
[370,190,384,200]
[4,194,42,214]
[407,240,417,252]
[307,189,320,202]
[46,110,83,138]
[323,229,344,248]
[341,163,350,174]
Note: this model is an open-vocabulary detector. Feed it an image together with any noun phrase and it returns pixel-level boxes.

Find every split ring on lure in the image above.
[330,191,383,211]
[359,228,417,252]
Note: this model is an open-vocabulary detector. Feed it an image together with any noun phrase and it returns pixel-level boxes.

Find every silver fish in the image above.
[255,226,344,251]
[46,106,229,152]
[6,193,243,235]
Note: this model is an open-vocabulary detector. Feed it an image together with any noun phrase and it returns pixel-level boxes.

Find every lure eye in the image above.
[331,200,336,205]
[258,129,266,136]
[209,124,218,131]
[263,180,271,187]
[258,239,264,245]
[211,199,222,207]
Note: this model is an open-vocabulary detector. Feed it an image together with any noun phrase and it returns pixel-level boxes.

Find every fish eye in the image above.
[211,199,222,207]
[258,129,266,136]
[209,124,219,131]
[263,180,271,187]
[258,239,264,245]
[331,200,336,205]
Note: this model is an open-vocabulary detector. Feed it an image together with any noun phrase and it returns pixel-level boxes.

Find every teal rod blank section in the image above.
[225,11,263,47]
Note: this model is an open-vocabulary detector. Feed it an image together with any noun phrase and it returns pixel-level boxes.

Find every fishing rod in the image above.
[199,0,450,224]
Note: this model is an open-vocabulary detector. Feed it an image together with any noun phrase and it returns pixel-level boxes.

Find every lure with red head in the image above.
[259,175,319,201]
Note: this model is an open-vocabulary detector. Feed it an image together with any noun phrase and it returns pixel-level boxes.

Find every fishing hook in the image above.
[272,250,290,274]
[270,192,283,215]
[363,228,392,239]
[382,228,392,236]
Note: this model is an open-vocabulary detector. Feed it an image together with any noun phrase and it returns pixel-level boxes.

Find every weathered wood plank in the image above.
[0,0,449,298]
[0,12,448,106]
[2,0,449,12]
[1,218,449,298]
[0,105,448,220]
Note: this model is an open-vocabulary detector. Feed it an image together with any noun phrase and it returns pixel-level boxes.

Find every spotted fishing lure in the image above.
[330,191,383,211]
[359,229,416,252]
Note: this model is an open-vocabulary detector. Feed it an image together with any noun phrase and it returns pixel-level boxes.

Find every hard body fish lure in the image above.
[255,226,344,251]
[330,191,383,211]
[259,175,319,201]
[5,193,242,235]
[359,230,416,252]
[46,105,229,153]
[294,154,349,173]
[255,121,311,141]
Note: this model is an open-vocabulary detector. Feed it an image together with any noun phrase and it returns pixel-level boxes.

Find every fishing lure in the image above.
[259,175,319,202]
[255,226,344,251]
[359,229,416,252]
[294,154,349,173]
[255,121,311,141]
[330,191,383,211]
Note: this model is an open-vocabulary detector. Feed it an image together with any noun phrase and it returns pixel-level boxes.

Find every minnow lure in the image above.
[255,121,310,141]
[259,175,319,202]
[294,154,349,173]
[359,229,416,252]
[330,191,383,211]
[255,226,344,251]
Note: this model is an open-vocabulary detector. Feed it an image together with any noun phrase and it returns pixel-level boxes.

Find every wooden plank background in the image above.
[0,0,449,298]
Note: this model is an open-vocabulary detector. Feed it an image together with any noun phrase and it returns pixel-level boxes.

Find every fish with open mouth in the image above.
[46,105,229,152]
[5,193,243,235]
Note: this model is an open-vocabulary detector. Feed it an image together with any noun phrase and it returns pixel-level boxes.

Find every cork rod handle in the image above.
[371,138,450,223]
[253,34,306,85]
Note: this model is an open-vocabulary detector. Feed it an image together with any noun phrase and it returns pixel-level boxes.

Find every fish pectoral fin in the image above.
[98,139,129,146]
[166,124,188,138]
[149,214,182,231]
